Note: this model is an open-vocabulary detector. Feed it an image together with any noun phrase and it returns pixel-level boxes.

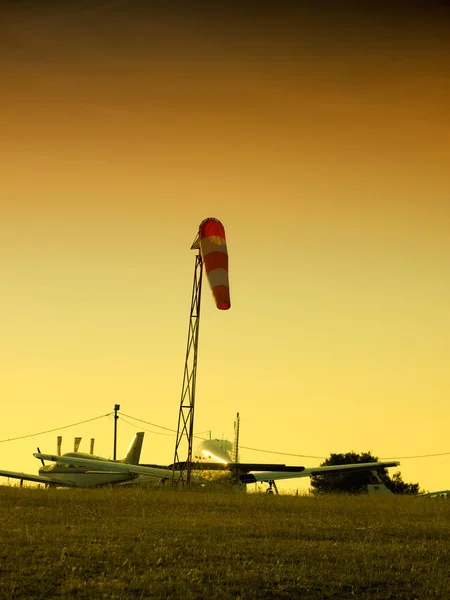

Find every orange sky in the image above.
[1,2,449,492]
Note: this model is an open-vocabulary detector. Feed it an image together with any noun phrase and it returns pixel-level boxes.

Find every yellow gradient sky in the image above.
[1,2,449,491]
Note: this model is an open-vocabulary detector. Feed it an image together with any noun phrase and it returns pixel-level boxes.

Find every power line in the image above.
[119,416,175,437]
[240,446,450,461]
[0,413,113,444]
[121,413,450,461]
[240,446,326,460]
[6,408,447,462]
[380,452,450,460]
[120,412,208,440]
[119,412,177,434]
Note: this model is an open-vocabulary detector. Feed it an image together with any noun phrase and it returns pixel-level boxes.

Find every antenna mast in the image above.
[231,412,240,463]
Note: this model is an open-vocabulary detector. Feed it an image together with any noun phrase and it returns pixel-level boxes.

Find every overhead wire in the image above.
[119,412,209,440]
[113,413,450,460]
[2,410,448,461]
[379,452,450,460]
[239,446,326,460]
[0,412,113,444]
[119,412,177,434]
[118,416,175,437]
[239,446,450,461]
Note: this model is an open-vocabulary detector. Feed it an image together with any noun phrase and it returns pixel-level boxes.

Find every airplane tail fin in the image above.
[231,412,240,463]
[121,432,145,465]
[366,470,394,495]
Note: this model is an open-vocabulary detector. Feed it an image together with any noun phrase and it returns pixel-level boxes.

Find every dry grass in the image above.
[0,486,449,599]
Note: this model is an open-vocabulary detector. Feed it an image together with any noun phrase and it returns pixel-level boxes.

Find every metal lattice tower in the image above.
[172,245,203,489]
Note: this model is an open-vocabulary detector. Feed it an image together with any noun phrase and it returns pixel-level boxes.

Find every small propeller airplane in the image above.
[174,414,400,494]
[0,432,172,488]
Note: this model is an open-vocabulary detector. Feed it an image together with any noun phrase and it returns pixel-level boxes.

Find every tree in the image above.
[310,451,420,495]
[388,471,420,495]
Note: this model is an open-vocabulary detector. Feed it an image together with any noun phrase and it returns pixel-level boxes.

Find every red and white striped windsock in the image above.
[198,218,231,310]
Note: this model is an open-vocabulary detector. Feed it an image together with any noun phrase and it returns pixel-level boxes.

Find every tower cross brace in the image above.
[172,251,203,488]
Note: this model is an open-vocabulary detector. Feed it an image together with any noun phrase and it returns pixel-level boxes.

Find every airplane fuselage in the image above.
[38,464,133,487]
[38,452,137,487]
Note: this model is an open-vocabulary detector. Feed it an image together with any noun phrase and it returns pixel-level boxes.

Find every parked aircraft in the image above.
[1,417,401,493]
[0,432,171,488]
[417,489,449,499]
[185,415,400,494]
[186,438,398,494]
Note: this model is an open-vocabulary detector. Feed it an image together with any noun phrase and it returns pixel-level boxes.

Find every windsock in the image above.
[198,218,231,310]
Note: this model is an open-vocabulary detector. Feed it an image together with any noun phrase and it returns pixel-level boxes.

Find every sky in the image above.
[1,0,449,493]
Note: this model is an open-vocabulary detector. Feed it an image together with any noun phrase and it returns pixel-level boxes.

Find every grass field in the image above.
[0,486,449,599]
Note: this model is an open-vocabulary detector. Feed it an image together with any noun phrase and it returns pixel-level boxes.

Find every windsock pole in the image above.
[172,241,203,489]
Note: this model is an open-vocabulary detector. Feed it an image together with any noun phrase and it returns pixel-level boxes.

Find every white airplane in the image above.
[188,439,399,494]
[185,415,400,494]
[417,489,449,499]
[0,432,171,488]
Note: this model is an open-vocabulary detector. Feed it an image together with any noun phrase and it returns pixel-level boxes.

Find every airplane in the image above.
[417,489,449,499]
[186,439,399,494]
[0,432,172,488]
[179,414,400,494]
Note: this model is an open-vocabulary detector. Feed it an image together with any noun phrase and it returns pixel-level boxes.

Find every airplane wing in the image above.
[299,461,400,477]
[0,469,74,487]
[171,462,306,473]
[35,454,171,480]
[417,489,449,498]
[240,461,400,484]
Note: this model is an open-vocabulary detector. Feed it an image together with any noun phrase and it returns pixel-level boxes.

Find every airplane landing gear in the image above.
[266,480,279,495]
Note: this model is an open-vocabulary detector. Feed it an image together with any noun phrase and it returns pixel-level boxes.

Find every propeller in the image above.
[36,447,45,467]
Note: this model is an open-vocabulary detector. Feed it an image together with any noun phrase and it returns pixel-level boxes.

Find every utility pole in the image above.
[113,404,120,460]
